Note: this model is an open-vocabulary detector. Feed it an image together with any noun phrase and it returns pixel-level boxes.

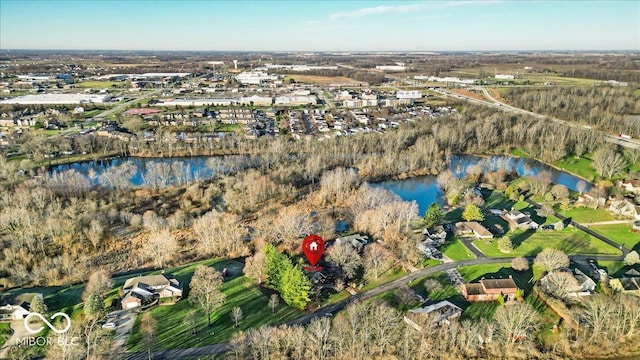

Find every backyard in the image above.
[127,275,301,351]
[442,238,476,260]
[589,223,640,250]
[472,227,621,258]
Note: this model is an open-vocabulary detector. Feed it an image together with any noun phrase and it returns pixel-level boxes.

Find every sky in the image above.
[0,0,638,51]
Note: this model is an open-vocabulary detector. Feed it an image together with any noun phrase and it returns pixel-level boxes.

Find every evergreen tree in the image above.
[462,204,484,222]
[278,264,311,309]
[30,295,47,315]
[424,203,444,228]
[83,293,104,318]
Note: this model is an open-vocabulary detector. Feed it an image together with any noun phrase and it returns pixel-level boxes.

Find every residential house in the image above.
[575,192,606,208]
[501,209,539,230]
[454,222,494,240]
[0,293,43,321]
[619,179,640,195]
[404,300,462,331]
[573,268,597,292]
[423,225,447,246]
[460,277,518,302]
[121,273,183,309]
[334,234,369,253]
[608,199,640,220]
[540,268,595,298]
[609,269,640,297]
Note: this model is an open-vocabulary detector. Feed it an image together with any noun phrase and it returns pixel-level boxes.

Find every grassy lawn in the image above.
[590,224,640,250]
[510,148,530,158]
[127,275,301,351]
[473,228,621,257]
[558,207,615,223]
[75,81,121,89]
[360,267,408,292]
[554,155,596,181]
[215,123,241,132]
[442,238,476,260]
[0,322,11,348]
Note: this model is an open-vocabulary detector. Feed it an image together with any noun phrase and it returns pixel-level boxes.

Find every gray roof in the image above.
[123,274,179,291]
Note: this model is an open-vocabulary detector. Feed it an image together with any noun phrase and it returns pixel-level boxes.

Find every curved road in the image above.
[526,198,630,256]
[123,250,626,360]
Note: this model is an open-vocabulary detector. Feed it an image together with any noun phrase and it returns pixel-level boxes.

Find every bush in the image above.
[424,278,443,293]
[511,256,530,271]
[498,237,514,253]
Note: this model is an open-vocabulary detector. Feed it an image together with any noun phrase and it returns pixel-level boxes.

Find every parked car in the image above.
[102,322,116,329]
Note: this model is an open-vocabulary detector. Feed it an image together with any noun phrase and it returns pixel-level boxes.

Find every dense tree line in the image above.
[226,295,640,360]
[503,86,640,137]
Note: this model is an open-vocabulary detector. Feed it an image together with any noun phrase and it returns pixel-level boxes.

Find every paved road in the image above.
[111,310,137,354]
[480,88,640,150]
[581,220,634,226]
[526,198,630,256]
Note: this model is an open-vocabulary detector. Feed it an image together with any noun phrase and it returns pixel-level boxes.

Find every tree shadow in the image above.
[556,234,594,254]
[510,230,534,248]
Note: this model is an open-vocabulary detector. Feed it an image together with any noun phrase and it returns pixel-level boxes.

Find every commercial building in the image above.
[376,65,406,71]
[397,90,422,99]
[0,93,111,104]
[236,71,278,85]
[495,74,515,80]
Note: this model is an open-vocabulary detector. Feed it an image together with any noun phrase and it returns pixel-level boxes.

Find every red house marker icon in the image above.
[302,234,325,272]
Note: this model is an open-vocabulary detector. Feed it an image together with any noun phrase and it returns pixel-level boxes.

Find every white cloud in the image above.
[329,1,503,20]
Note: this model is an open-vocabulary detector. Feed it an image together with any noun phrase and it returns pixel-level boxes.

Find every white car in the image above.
[102,322,116,329]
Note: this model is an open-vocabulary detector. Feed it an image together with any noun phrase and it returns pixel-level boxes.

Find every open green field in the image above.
[472,227,621,258]
[554,155,597,181]
[75,81,121,89]
[558,207,615,223]
[284,75,360,85]
[442,238,476,260]
[127,275,302,351]
[590,224,640,250]
[6,258,243,319]
[215,123,241,132]
[0,322,11,349]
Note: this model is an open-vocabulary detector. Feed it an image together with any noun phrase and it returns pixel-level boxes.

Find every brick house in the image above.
[460,277,518,302]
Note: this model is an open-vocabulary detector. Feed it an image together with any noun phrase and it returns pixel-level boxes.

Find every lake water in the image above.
[375,154,591,216]
[51,154,590,212]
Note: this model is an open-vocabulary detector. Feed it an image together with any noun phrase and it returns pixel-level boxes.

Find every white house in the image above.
[0,293,43,321]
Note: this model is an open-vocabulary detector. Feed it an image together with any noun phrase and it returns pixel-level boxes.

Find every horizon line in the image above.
[2,48,639,53]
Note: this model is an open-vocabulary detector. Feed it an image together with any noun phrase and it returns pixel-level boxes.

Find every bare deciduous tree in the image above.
[541,270,580,300]
[145,229,177,268]
[363,243,394,279]
[189,266,226,327]
[140,312,157,360]
[268,294,279,314]
[534,248,569,273]
[592,146,627,179]
[624,250,640,266]
[494,302,540,345]
[511,256,530,271]
[231,306,244,328]
[327,242,362,279]
[245,251,268,284]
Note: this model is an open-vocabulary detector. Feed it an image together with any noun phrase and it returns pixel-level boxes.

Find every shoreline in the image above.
[41,150,595,188]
